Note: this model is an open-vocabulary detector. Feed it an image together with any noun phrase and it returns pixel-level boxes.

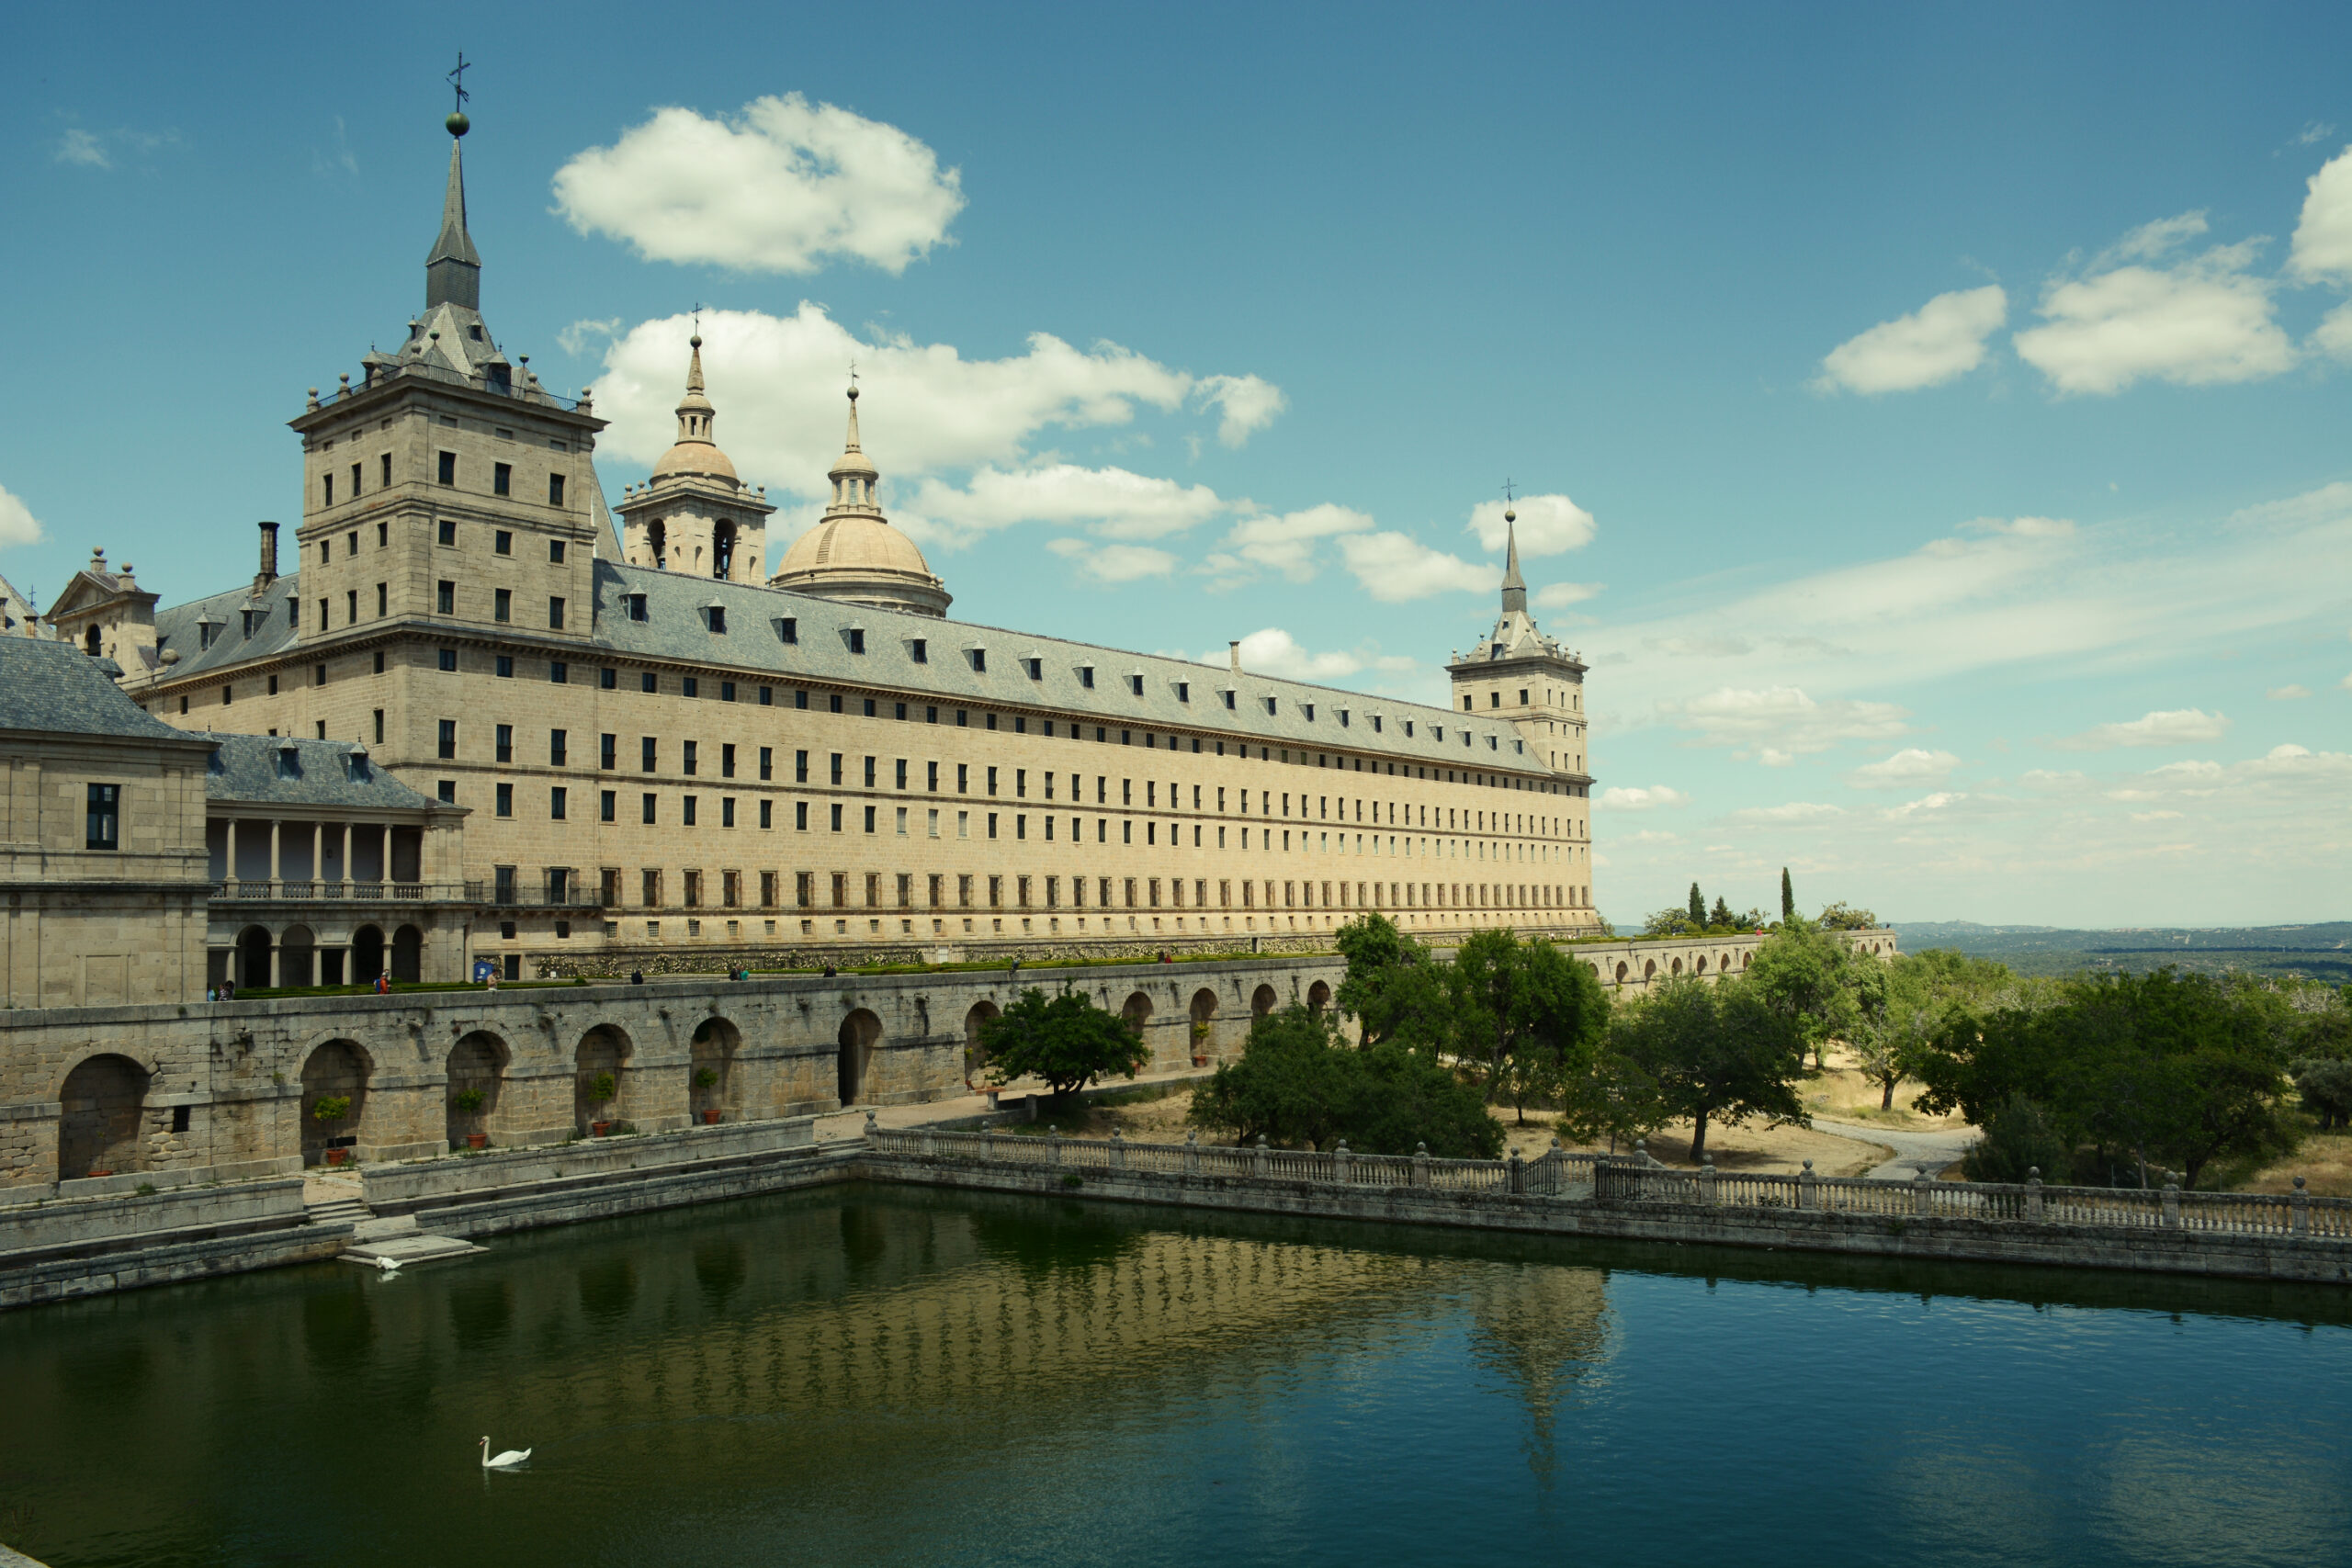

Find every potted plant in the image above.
[586,1071,617,1134]
[694,1066,721,1124]
[312,1094,354,1164]
[453,1087,488,1148]
[1191,1021,1212,1066]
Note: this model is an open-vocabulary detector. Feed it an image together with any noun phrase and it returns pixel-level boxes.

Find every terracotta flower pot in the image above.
[592,1121,611,1137]
[324,1148,349,1167]
[1192,1055,1208,1067]
[86,1169,114,1179]
[702,1109,721,1125]
[466,1133,488,1150]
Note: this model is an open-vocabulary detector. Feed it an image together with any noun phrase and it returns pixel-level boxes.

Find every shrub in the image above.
[1962,1095,2074,1185]
[451,1088,486,1114]
[587,1071,617,1105]
[693,1067,719,1089]
[2293,1058,2352,1132]
[311,1095,353,1124]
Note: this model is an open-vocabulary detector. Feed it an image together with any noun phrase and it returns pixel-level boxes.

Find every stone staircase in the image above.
[305,1178,483,1269]
[304,1194,371,1231]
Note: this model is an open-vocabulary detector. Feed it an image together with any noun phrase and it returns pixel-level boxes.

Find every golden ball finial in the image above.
[447,111,470,138]
[1504,507,1516,525]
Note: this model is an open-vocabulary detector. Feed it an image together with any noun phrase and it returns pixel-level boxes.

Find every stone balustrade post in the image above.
[863,1110,877,1142]
[1334,1139,1351,1186]
[981,1126,996,1163]
[1699,1156,1716,1206]
[1184,1128,1200,1178]
[1915,1174,1931,1218]
[2162,1180,2180,1228]
[1509,1147,1525,1195]
[1252,1134,1267,1179]
[1799,1159,1816,1211]
[2026,1168,2045,1223]
[2292,1175,2310,1235]
[1413,1141,1430,1188]
[1634,1137,1652,1168]
[1110,1127,1126,1170]
[920,1126,936,1158]
[1048,1126,1062,1167]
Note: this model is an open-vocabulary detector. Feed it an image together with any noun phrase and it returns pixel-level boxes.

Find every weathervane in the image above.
[692,301,704,335]
[849,358,860,389]
[447,52,471,114]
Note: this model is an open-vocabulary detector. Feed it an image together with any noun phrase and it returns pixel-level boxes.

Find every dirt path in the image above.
[1811,1115,1976,1181]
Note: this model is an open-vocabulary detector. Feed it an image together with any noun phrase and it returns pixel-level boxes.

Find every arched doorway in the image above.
[351,925,385,985]
[1614,961,1629,985]
[237,925,272,990]
[59,1054,148,1179]
[446,1030,507,1149]
[838,1010,882,1108]
[1120,989,1153,1039]
[1643,959,1657,982]
[390,924,424,983]
[1189,987,1218,1062]
[279,924,317,988]
[690,1017,741,1123]
[963,1000,1000,1082]
[299,1040,371,1166]
[575,1024,632,1134]
[1250,983,1277,1021]
[1694,953,1709,975]
[1306,980,1332,1013]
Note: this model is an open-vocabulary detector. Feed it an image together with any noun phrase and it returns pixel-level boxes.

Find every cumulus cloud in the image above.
[1213,504,1374,582]
[1465,493,1597,555]
[1725,802,1846,824]
[0,484,41,547]
[553,95,964,275]
[1667,685,1912,755]
[1847,747,1962,789]
[2054,707,2232,750]
[2131,809,2186,822]
[1534,581,1602,609]
[1336,532,1497,603]
[51,125,177,170]
[2314,300,2352,362]
[1200,627,1414,683]
[1044,538,1179,584]
[2013,214,2293,394]
[907,464,1224,544]
[2289,145,2352,284]
[1816,285,2008,393]
[1597,785,1690,811]
[1882,791,1968,819]
[2267,683,2312,700]
[1193,375,1286,447]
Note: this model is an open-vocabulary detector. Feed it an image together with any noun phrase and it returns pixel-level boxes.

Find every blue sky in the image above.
[3,2,2347,927]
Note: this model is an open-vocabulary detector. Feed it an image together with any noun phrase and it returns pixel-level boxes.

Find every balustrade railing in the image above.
[867,1126,2348,1244]
[210,879,468,902]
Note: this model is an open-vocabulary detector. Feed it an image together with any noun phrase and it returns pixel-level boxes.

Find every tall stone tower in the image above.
[616,334,775,581]
[287,111,608,651]
[768,388,951,616]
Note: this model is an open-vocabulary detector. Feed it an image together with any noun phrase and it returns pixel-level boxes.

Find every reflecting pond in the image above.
[5,1185,2349,1567]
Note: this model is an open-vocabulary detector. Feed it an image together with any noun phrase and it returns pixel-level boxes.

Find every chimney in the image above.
[255,522,279,591]
[1228,639,1242,676]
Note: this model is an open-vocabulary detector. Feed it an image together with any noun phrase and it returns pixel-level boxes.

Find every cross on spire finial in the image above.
[447,52,471,114]
[1502,478,1517,505]
[692,301,703,334]
[849,359,860,388]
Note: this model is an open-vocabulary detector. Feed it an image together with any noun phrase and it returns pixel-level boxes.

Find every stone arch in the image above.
[390,924,424,984]
[1614,960,1629,984]
[712,519,738,580]
[278,923,317,988]
[837,1009,882,1108]
[1670,957,1683,976]
[1307,979,1332,1013]
[1741,951,1753,969]
[59,1053,149,1179]
[299,1039,372,1166]
[1250,983,1278,1021]
[690,1016,741,1122]
[236,925,272,990]
[1120,990,1153,1038]
[963,1000,1001,1080]
[84,625,100,656]
[1694,953,1709,975]
[1189,987,1219,1060]
[1643,958,1657,981]
[446,1030,508,1148]
[575,1023,634,1133]
[351,925,386,985]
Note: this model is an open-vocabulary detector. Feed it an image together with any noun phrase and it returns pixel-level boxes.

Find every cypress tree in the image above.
[1780,867,1794,921]
[1688,882,1706,929]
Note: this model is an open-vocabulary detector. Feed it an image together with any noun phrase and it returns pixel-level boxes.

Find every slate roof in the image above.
[152,574,303,681]
[204,733,445,811]
[585,560,1549,773]
[0,637,209,743]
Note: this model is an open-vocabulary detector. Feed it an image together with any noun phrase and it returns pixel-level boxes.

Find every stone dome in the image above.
[651,440,738,483]
[771,515,950,617]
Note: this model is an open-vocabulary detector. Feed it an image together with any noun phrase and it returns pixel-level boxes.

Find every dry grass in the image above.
[1801,1043,1973,1133]
[2238,1129,2352,1198]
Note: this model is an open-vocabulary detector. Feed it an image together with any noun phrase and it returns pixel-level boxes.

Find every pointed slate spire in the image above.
[425,127,481,312]
[1499,508,1528,614]
[674,334,716,443]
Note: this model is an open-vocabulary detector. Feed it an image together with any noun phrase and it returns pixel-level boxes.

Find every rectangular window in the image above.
[494,589,512,623]
[831,803,843,831]
[831,753,844,785]
[641,670,657,693]
[438,719,457,760]
[796,801,808,830]
[438,518,457,546]
[708,607,727,635]
[722,743,737,779]
[643,869,662,906]
[549,660,568,683]
[795,750,809,784]
[493,464,513,498]
[864,756,877,788]
[437,581,455,615]
[84,784,119,851]
[549,539,567,564]
[548,473,566,507]
[494,528,514,555]
[437,450,456,485]
[496,655,514,679]
[600,789,616,822]
[684,795,698,827]
[848,628,865,654]
[864,805,876,834]
[373,708,384,744]
[495,725,514,763]
[627,594,648,622]
[642,737,658,772]
[760,799,772,829]
[549,597,565,630]
[322,473,334,507]
[779,617,797,644]
[720,681,736,702]
[642,794,658,825]
[549,729,568,767]
[550,786,568,820]
[910,638,927,663]
[382,453,393,489]
[600,733,616,770]
[684,677,699,699]
[495,783,514,818]
[347,589,358,623]
[683,740,699,776]
[759,746,773,781]
[601,667,617,690]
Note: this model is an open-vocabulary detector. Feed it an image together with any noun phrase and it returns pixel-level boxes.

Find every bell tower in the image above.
[616,333,775,582]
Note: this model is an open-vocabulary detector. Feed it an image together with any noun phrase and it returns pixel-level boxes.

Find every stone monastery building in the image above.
[45,117,1600,983]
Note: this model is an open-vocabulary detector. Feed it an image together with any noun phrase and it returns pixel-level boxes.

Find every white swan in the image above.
[373,1255,401,1273]
[481,1437,532,1469]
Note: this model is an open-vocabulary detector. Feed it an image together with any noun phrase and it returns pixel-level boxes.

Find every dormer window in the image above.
[707,604,727,635]
[1221,689,1236,710]
[910,638,927,663]
[1404,721,1415,738]
[847,627,866,654]
[1128,673,1145,696]
[1023,657,1042,680]
[625,593,648,622]
[1304,704,1315,722]
[1079,665,1095,689]
[1338,708,1350,727]
[968,646,986,672]
[1264,696,1278,716]
[1175,682,1190,703]
[778,616,797,644]
[1372,716,1382,732]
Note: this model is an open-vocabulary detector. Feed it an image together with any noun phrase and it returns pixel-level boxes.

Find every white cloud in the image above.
[1534,581,1602,609]
[1667,685,1912,755]
[1465,493,1597,555]
[1597,785,1689,811]
[1847,747,1962,789]
[1963,513,2075,538]
[2314,300,2352,362]
[2288,145,2352,284]
[1882,791,1968,819]
[0,484,41,547]
[1193,375,1286,447]
[2293,123,2338,149]
[558,318,623,356]
[2013,216,2293,395]
[1725,802,1846,824]
[1215,504,1374,582]
[1045,538,1178,584]
[1816,285,2008,393]
[2054,707,2231,750]
[908,464,1224,545]
[552,95,964,275]
[2267,683,2312,700]
[2131,809,2186,822]
[1336,532,1496,603]
[1202,627,1413,683]
[54,128,109,168]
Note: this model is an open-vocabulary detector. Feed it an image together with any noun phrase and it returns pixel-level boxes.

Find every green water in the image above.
[5,1185,2349,1567]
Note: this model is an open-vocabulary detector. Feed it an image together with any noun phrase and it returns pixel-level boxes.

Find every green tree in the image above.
[1335,913,1453,1050]
[1687,883,1706,929]
[981,987,1151,1106]
[1708,895,1734,930]
[1962,1095,2074,1185]
[1189,1004,1502,1157]
[1780,866,1794,922]
[1612,977,1809,1163]
[1817,901,1880,931]
[1556,1038,1668,1153]
[1449,929,1611,1120]
[1743,915,1862,1072]
[2293,1058,2352,1131]
[1643,908,1698,939]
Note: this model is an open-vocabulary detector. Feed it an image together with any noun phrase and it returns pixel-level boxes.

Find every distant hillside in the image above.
[1892,921,2352,984]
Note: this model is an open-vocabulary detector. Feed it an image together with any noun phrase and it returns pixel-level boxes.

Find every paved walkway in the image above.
[1813,1115,1978,1181]
[810,1063,1216,1145]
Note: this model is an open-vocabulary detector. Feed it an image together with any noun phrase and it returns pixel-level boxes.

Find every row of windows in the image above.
[317,452,567,510]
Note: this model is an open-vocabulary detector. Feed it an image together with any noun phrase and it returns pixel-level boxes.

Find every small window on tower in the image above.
[548,539,565,564]
[494,530,513,556]
[380,453,392,488]
[437,451,457,486]
[437,518,456,546]
[548,474,567,507]
[492,464,512,497]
